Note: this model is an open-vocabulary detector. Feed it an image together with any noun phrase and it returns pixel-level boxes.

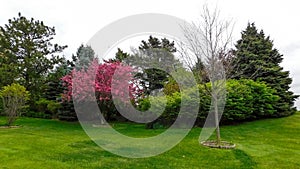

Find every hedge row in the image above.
[138,79,279,128]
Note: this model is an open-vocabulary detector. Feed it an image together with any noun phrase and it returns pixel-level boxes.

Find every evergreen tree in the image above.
[0,13,67,102]
[139,36,177,53]
[232,23,298,116]
[110,48,130,62]
[71,44,95,70]
[135,36,179,95]
[58,45,96,121]
[45,58,71,101]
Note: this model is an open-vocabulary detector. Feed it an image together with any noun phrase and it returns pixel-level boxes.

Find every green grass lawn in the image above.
[0,113,299,169]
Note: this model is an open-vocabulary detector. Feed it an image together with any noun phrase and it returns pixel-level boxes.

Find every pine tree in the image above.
[232,23,298,116]
[136,36,179,95]
[0,13,67,102]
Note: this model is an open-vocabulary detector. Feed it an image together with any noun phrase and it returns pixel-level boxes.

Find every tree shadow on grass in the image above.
[54,140,139,168]
[50,140,116,162]
[233,149,257,169]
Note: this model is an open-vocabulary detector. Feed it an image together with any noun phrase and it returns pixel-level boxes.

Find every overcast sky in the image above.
[1,0,300,109]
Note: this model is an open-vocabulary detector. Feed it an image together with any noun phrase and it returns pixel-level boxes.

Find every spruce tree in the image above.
[232,23,298,116]
[71,44,95,70]
[111,48,130,62]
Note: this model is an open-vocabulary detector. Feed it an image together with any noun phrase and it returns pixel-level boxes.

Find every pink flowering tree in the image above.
[61,59,142,122]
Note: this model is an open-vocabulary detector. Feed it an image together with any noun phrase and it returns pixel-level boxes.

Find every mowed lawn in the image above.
[0,113,299,169]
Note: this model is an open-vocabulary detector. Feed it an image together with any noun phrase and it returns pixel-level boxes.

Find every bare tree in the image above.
[178,5,234,146]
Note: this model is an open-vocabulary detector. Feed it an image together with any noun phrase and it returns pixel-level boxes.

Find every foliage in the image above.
[139,87,199,128]
[58,98,76,121]
[44,58,74,120]
[0,13,67,104]
[223,79,279,122]
[163,77,180,95]
[231,23,298,116]
[110,48,130,62]
[44,58,72,100]
[34,98,61,119]
[61,59,141,122]
[70,44,95,70]
[140,79,280,127]
[0,83,30,126]
[203,80,279,124]
[129,36,180,95]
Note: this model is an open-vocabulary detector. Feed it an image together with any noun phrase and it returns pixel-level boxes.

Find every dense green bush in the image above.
[139,87,199,128]
[223,79,279,123]
[200,79,279,124]
[139,79,280,127]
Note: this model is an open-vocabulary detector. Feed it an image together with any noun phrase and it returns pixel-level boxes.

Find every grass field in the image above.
[0,112,299,169]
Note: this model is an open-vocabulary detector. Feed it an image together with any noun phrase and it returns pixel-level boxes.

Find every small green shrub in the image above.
[0,83,30,126]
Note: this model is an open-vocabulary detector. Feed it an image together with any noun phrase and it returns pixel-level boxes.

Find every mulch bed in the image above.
[0,125,21,129]
[201,140,236,149]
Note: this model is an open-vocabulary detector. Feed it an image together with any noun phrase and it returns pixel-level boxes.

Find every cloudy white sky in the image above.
[1,0,300,109]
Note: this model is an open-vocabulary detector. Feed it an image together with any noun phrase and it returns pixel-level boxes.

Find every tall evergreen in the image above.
[136,36,179,95]
[232,23,298,116]
[0,13,67,103]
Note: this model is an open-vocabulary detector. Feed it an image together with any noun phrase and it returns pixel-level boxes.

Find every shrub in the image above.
[200,79,279,124]
[0,83,30,126]
[34,98,62,119]
[139,79,280,127]
[140,87,199,128]
[163,78,180,95]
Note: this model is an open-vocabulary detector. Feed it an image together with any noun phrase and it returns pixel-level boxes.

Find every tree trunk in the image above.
[214,94,221,146]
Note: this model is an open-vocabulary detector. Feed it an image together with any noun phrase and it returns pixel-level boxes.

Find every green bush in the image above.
[139,79,280,127]
[47,101,62,118]
[33,98,61,119]
[140,87,200,128]
[223,79,279,122]
[0,83,30,126]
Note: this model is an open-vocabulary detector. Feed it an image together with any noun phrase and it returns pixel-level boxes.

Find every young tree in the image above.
[231,23,298,116]
[0,13,67,101]
[0,83,30,126]
[179,5,233,146]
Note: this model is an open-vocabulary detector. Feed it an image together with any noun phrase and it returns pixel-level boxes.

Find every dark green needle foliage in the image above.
[231,23,298,116]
